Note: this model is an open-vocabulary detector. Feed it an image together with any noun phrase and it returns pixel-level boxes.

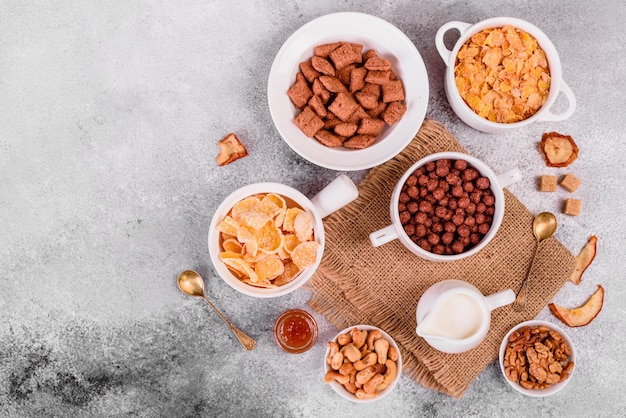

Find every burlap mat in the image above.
[305,119,575,398]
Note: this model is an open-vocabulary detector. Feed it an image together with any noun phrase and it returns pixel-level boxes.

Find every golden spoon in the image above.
[512,212,558,312]
[177,270,256,350]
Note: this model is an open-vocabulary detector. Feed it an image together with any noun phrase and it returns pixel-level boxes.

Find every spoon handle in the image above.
[201,296,257,350]
[512,241,541,312]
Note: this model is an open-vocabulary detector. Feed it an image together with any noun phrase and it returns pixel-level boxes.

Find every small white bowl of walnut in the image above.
[323,325,402,402]
[499,320,575,397]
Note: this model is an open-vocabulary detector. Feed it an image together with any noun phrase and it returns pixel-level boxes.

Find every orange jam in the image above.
[273,309,318,354]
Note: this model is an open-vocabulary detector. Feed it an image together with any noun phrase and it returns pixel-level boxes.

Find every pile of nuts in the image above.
[324,327,399,399]
[398,158,495,254]
[503,325,574,390]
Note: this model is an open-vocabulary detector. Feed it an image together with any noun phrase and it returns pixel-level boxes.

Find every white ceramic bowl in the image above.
[268,12,429,170]
[324,325,402,403]
[499,320,576,397]
[369,152,521,261]
[208,176,357,298]
[435,17,576,133]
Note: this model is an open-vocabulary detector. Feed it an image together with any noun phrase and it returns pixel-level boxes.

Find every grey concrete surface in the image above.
[1,0,624,417]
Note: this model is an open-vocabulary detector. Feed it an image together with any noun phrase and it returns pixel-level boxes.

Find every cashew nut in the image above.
[355,389,378,399]
[340,343,361,363]
[330,352,344,370]
[337,333,351,345]
[324,370,350,385]
[374,338,389,365]
[326,341,339,365]
[363,373,384,394]
[367,329,382,351]
[388,345,399,361]
[338,362,356,376]
[343,382,357,394]
[350,327,367,349]
[353,352,377,371]
[355,365,377,385]
[383,359,397,385]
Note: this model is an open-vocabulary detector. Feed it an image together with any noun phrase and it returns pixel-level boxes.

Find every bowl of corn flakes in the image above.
[435,17,576,133]
[208,175,357,297]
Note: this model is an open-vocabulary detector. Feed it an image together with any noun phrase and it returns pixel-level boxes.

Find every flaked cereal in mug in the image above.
[454,25,551,123]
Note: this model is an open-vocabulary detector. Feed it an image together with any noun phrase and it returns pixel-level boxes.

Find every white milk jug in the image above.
[416,280,515,354]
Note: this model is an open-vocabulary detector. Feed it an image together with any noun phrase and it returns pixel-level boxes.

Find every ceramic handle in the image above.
[538,80,576,122]
[310,174,358,219]
[484,289,516,311]
[369,225,398,247]
[435,21,472,64]
[496,167,522,188]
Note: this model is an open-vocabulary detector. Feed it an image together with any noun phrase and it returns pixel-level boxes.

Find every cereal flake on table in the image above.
[288,42,406,149]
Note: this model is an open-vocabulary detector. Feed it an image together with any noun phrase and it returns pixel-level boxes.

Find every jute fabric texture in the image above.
[305,119,574,398]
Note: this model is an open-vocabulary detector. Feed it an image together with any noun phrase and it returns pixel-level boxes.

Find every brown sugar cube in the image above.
[347,105,369,124]
[365,70,392,84]
[311,56,336,76]
[355,92,379,109]
[350,67,367,92]
[308,95,327,118]
[539,175,557,192]
[318,75,347,93]
[366,101,387,119]
[311,78,331,104]
[287,74,313,109]
[563,198,582,216]
[560,173,582,192]
[328,92,359,122]
[294,106,324,137]
[314,129,344,147]
[333,122,358,137]
[336,63,356,86]
[357,118,385,136]
[361,83,381,100]
[362,49,378,61]
[364,56,391,71]
[315,42,342,58]
[381,80,405,103]
[329,43,363,70]
[344,134,376,149]
[382,101,407,125]
[299,61,321,83]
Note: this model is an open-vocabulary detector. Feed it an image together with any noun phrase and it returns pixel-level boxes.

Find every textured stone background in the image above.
[1,0,624,417]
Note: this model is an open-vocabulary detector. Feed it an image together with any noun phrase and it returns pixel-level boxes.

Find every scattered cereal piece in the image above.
[560,173,582,192]
[538,175,557,192]
[563,198,582,216]
[216,133,249,167]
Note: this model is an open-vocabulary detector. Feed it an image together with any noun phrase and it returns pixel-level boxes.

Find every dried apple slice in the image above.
[549,285,604,327]
[540,132,578,167]
[569,236,598,285]
[216,133,249,166]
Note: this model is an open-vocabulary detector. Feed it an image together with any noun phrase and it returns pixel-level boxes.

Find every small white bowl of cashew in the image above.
[323,325,402,402]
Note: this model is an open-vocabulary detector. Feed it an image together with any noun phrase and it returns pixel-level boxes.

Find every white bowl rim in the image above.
[323,324,403,403]
[498,319,576,397]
